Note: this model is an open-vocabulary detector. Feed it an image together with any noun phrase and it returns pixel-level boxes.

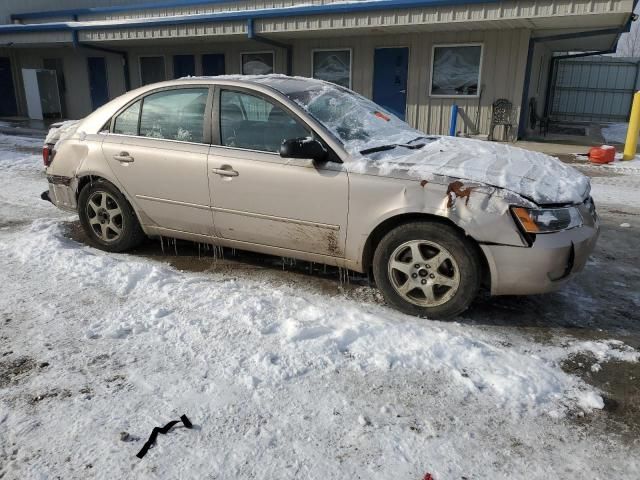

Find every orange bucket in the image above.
[588,146,615,164]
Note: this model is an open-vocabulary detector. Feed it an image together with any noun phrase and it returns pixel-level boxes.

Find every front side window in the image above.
[312,50,351,88]
[431,44,482,97]
[286,83,424,155]
[138,88,208,143]
[113,100,141,135]
[241,52,274,75]
[220,90,309,152]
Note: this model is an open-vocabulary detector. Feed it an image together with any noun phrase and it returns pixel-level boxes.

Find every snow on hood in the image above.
[351,136,591,205]
[44,120,81,148]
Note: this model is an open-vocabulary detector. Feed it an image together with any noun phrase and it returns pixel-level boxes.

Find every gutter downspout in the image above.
[71,29,131,91]
[247,18,292,75]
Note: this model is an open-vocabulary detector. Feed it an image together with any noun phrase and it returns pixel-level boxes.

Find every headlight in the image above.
[511,206,583,233]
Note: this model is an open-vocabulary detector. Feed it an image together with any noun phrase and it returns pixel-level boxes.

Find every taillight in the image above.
[43,144,54,167]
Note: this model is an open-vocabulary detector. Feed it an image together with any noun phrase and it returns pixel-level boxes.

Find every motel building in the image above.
[0,0,636,139]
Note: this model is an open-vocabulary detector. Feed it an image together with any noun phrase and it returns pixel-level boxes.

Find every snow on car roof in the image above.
[180,74,332,93]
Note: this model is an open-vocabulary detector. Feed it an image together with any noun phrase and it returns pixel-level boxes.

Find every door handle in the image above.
[211,166,239,177]
[113,152,134,163]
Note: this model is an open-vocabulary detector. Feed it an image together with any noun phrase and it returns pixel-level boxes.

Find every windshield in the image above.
[284,83,426,155]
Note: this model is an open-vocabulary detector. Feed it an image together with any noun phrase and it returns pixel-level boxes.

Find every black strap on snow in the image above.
[136,414,193,459]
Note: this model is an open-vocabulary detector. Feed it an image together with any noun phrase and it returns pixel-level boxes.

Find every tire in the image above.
[78,179,145,252]
[372,222,481,319]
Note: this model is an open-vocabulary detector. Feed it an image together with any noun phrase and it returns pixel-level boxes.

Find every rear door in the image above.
[101,86,214,236]
[208,87,348,257]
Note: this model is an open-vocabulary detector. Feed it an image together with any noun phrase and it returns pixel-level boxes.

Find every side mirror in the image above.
[280,137,328,162]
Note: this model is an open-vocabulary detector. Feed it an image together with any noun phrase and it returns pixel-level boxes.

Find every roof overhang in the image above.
[0,0,635,48]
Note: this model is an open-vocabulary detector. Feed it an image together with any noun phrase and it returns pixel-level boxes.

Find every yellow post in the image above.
[623,91,640,160]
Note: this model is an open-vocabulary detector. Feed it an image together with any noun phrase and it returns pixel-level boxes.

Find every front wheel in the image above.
[78,180,145,252]
[373,222,481,319]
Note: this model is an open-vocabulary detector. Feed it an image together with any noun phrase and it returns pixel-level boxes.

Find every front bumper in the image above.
[481,205,600,296]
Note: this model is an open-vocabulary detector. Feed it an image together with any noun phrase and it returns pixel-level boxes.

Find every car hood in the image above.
[348,136,590,205]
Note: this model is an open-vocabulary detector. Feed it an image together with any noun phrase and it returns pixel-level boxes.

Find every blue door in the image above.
[373,48,409,120]
[88,57,109,111]
[202,54,225,76]
[0,57,17,116]
[173,54,196,78]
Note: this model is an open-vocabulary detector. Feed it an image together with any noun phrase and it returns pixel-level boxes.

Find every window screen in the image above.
[220,90,308,153]
[241,52,274,75]
[113,100,141,135]
[431,45,482,96]
[139,88,208,143]
[312,50,351,88]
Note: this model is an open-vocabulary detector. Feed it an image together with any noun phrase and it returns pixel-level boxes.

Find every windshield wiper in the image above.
[360,144,399,155]
[360,141,426,155]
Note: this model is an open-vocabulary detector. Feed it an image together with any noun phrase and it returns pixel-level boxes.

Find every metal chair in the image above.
[489,98,515,141]
[528,97,550,137]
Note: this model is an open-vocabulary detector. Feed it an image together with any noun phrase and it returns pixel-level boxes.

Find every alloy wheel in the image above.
[387,239,460,308]
[86,190,124,243]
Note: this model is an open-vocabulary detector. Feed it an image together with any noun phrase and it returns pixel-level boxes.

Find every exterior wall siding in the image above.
[290,29,530,136]
[44,0,634,23]
[1,46,126,119]
[67,0,633,42]
[2,27,530,137]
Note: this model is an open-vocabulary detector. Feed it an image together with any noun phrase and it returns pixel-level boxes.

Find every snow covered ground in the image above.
[602,123,630,145]
[601,122,640,152]
[572,149,640,210]
[1,133,639,479]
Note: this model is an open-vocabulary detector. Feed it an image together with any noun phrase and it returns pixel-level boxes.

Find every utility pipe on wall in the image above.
[449,104,458,137]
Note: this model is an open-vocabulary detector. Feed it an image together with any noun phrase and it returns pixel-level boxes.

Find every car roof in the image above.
[153,74,333,94]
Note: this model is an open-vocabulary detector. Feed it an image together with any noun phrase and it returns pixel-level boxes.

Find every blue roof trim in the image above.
[4,0,501,32]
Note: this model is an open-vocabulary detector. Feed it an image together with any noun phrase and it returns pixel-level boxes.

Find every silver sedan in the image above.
[42,75,599,319]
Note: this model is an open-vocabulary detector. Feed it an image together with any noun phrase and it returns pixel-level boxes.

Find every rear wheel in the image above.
[373,222,481,319]
[78,180,145,252]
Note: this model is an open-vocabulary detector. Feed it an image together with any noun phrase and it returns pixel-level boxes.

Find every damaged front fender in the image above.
[346,174,535,270]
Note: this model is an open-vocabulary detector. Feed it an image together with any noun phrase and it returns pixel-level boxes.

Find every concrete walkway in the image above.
[515,140,593,156]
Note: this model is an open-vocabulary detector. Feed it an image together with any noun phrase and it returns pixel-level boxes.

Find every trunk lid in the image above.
[44,120,81,148]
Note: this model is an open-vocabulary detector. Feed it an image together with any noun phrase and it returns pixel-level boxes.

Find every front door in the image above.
[373,47,409,120]
[101,87,214,235]
[44,58,66,117]
[173,55,195,78]
[88,57,109,111]
[208,88,348,257]
[0,57,17,116]
[202,54,225,76]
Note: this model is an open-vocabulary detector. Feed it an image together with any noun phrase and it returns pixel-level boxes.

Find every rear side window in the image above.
[139,88,209,143]
[113,100,141,135]
[220,90,309,153]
